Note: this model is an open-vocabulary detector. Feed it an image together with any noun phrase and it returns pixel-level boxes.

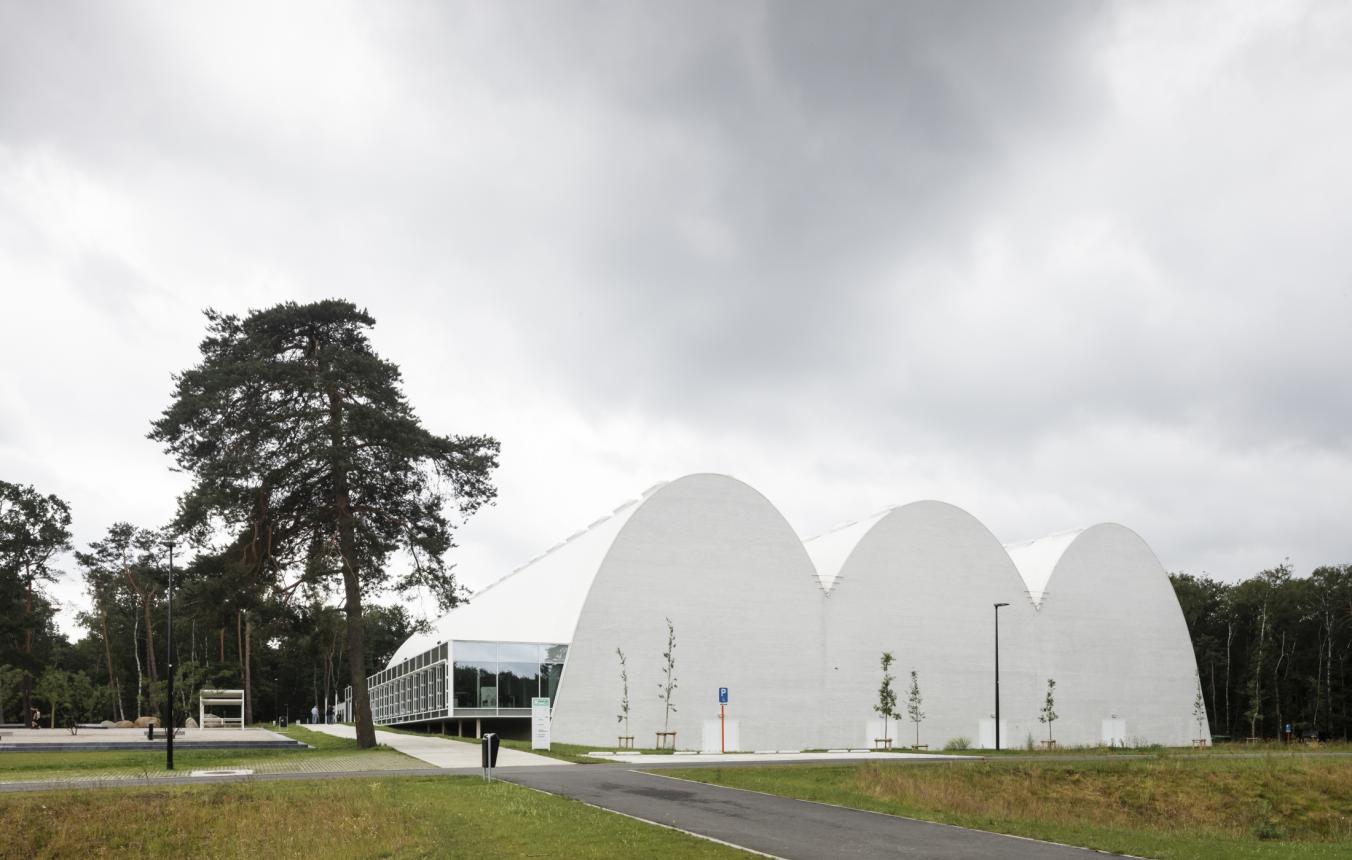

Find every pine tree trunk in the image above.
[342,554,375,747]
[243,612,253,724]
[1328,621,1336,735]
[132,612,143,716]
[142,595,158,714]
[329,381,376,748]
[1224,620,1233,735]
[21,572,33,725]
[99,608,122,721]
[1249,601,1267,738]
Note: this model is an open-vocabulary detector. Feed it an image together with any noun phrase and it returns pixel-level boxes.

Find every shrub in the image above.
[943,737,971,751]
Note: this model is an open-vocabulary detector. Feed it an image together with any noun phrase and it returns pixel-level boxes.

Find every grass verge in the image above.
[666,754,1352,859]
[0,725,400,780]
[0,776,749,858]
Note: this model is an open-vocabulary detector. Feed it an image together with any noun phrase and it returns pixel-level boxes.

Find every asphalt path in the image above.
[501,764,1118,859]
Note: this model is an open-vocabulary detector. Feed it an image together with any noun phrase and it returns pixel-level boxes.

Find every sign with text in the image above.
[718,687,729,704]
[531,697,551,750]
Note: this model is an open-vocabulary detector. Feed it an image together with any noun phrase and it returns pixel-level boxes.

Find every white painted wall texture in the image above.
[393,474,1208,749]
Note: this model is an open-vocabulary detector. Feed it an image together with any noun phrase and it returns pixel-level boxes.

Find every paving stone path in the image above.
[304,723,568,768]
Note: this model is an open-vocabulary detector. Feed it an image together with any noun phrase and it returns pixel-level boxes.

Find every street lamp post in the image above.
[994,602,1009,752]
[165,540,175,771]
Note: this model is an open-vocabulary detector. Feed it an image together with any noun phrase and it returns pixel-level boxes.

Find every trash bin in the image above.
[279,715,288,729]
[481,733,500,780]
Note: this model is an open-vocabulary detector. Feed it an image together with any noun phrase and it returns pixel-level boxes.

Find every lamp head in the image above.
[994,602,1010,608]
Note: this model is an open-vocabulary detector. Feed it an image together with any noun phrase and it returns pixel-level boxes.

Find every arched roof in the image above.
[1002,528,1085,605]
[386,482,666,666]
[801,508,894,593]
[390,478,1160,665]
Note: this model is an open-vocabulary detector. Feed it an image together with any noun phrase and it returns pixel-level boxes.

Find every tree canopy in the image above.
[149,300,498,746]
[0,480,73,721]
[1171,564,1352,740]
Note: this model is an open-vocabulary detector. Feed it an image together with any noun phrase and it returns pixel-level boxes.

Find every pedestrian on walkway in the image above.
[310,704,319,725]
[326,704,334,724]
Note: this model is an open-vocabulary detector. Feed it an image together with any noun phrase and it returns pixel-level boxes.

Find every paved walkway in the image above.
[503,765,1115,859]
[304,723,568,768]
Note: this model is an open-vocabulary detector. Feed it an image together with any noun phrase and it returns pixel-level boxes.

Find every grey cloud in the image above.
[2,2,1350,631]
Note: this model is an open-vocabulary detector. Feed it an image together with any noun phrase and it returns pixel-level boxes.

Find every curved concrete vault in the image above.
[371,474,1207,750]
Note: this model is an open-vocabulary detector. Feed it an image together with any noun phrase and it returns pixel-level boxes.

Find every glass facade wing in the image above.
[361,640,568,725]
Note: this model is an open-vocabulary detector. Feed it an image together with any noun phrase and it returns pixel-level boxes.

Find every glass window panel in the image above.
[453,659,498,708]
[498,661,540,709]
[542,662,564,703]
[477,666,498,707]
[498,643,542,663]
[543,644,569,664]
[454,641,497,663]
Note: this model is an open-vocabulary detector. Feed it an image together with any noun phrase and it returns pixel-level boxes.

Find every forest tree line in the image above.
[2,300,499,747]
[0,480,427,729]
[1170,564,1352,740]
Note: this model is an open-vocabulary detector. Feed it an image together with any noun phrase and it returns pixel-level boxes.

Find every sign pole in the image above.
[717,687,729,753]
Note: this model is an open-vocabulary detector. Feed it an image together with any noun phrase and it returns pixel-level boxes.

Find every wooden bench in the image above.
[1039,740,1057,750]
[617,735,634,749]
[911,744,929,750]
[873,738,893,750]
[654,731,677,750]
[1192,738,1209,748]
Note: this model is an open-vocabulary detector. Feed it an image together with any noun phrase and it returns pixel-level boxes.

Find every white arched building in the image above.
[353,474,1207,750]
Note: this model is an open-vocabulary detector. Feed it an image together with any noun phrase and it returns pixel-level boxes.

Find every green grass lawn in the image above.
[0,776,749,858]
[0,725,399,779]
[666,754,1352,860]
[901,740,1352,757]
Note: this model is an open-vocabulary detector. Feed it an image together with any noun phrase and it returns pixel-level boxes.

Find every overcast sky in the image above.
[3,1,1350,636]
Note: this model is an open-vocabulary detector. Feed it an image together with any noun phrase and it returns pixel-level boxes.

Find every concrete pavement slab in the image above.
[305,723,569,768]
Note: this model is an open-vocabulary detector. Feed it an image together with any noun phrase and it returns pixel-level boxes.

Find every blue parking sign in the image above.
[718,687,729,704]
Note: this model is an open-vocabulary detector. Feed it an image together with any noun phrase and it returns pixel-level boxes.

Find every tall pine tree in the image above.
[150,300,498,746]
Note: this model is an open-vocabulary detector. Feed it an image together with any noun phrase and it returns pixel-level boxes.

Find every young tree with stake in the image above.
[658,618,678,736]
[907,669,925,748]
[616,647,630,743]
[875,652,899,745]
[1039,678,1058,744]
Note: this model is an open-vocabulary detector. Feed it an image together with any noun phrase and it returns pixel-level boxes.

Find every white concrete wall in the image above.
[1034,524,1209,747]
[819,502,1042,750]
[550,474,826,751]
